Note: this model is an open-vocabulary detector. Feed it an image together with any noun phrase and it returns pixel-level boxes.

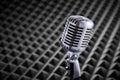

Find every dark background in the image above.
[0,0,120,80]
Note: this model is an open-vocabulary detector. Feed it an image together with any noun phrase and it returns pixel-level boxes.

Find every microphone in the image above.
[60,15,94,79]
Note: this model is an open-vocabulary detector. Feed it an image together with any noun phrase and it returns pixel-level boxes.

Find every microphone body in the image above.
[60,15,94,79]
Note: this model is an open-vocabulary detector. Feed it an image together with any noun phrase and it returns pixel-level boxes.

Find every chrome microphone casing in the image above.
[60,15,94,79]
[60,15,94,53]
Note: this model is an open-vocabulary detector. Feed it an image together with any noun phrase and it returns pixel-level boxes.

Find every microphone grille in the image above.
[64,18,83,47]
[60,15,94,52]
[81,28,93,47]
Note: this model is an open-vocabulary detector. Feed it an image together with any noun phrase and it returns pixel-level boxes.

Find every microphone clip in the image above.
[65,51,81,79]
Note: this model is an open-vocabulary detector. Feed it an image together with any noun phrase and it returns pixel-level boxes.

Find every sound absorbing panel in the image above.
[0,0,120,80]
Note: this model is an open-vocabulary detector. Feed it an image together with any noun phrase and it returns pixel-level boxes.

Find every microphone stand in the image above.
[66,51,81,80]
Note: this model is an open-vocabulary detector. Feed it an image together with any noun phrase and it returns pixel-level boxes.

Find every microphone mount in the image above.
[65,51,81,79]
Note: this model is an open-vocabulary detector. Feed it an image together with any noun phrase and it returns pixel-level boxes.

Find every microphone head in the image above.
[60,15,94,52]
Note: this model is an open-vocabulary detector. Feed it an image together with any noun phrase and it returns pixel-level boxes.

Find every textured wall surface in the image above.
[0,0,120,80]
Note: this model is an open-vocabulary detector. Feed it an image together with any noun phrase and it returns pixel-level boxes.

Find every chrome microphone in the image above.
[60,15,94,79]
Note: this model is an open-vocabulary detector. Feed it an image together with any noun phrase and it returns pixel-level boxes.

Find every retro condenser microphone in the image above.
[60,15,94,79]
